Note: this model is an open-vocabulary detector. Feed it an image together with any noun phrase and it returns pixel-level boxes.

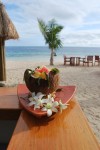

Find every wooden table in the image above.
[0,85,100,150]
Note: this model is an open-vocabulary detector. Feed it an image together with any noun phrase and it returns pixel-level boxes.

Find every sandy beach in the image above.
[2,60,100,143]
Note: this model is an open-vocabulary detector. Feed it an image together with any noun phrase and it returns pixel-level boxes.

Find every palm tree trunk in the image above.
[50,49,54,65]
[0,38,6,81]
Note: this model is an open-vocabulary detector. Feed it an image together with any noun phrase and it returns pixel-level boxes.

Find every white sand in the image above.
[2,60,100,142]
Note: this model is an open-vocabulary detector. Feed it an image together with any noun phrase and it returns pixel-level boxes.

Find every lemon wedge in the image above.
[40,72,47,80]
[32,71,41,78]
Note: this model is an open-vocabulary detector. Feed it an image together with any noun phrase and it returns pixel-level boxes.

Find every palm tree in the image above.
[38,19,63,65]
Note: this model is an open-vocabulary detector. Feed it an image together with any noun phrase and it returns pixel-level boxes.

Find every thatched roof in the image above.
[0,2,19,40]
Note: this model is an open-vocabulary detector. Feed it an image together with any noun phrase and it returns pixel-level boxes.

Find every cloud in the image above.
[2,0,100,46]
[62,30,100,46]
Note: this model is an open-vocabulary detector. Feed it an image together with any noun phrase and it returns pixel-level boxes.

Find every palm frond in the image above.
[38,19,48,39]
[38,18,63,50]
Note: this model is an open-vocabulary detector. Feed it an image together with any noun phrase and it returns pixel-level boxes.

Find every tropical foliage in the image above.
[38,19,63,65]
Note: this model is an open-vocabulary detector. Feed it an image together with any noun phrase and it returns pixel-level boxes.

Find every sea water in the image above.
[5,46,100,63]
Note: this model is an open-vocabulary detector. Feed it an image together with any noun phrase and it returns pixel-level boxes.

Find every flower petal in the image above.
[47,109,52,117]
[53,101,59,107]
[52,107,58,113]
[32,92,35,97]
[42,99,48,103]
[28,101,36,106]
[34,96,38,101]
[62,105,68,109]
[37,92,43,97]
[34,105,40,110]
[28,97,34,102]
[47,94,51,99]
[51,97,54,102]
[39,94,44,99]
[41,107,47,111]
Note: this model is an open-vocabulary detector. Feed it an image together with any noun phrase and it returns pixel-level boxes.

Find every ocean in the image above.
[5,46,100,63]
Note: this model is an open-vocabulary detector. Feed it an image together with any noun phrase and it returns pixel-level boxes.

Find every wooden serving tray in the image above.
[17,84,76,117]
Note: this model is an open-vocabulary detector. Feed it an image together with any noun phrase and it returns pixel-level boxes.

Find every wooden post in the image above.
[0,38,6,81]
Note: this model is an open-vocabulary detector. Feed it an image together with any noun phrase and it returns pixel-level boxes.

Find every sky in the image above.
[2,0,100,47]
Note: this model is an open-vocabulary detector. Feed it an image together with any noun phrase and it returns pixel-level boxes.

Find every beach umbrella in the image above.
[0,1,19,81]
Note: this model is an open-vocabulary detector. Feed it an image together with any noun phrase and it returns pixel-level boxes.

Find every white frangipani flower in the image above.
[47,94,54,102]
[28,92,45,110]
[42,100,59,117]
[59,100,68,113]
[28,92,69,117]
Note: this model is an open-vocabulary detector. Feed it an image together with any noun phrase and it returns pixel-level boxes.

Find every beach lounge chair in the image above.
[94,55,100,66]
[64,55,70,65]
[83,56,93,66]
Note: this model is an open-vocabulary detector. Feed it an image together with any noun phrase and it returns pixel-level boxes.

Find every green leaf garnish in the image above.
[51,68,59,74]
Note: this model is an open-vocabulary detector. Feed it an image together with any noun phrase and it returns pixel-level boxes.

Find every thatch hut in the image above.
[0,1,19,81]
